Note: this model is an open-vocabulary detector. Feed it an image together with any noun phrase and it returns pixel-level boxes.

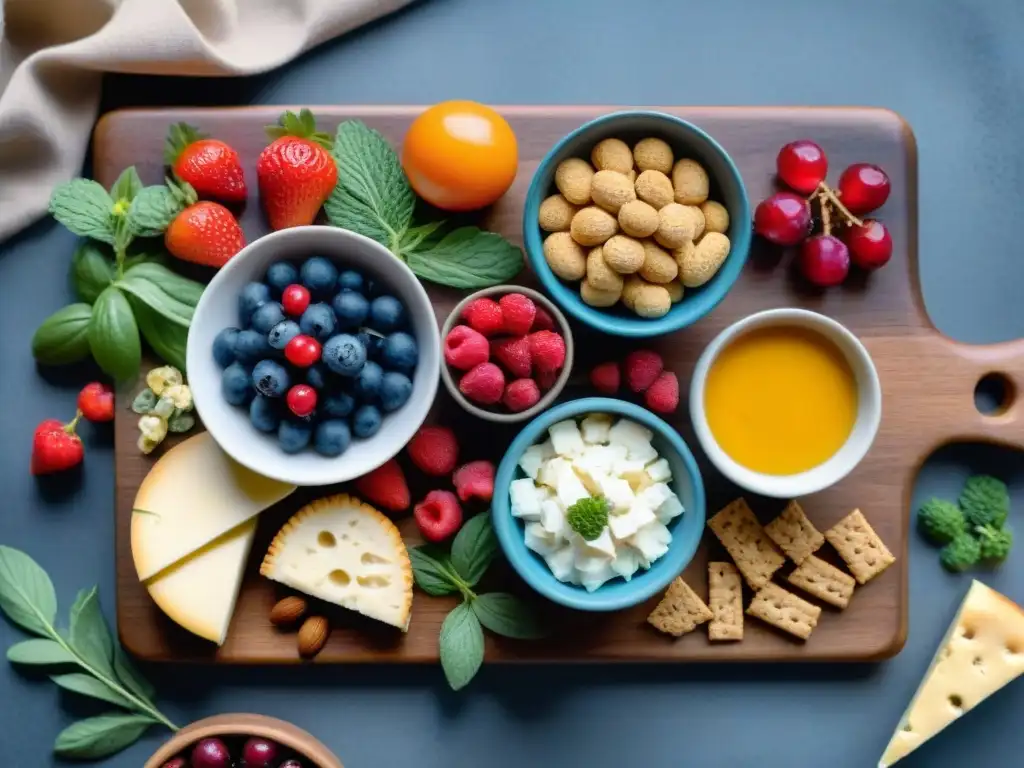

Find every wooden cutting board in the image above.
[97,105,1020,664]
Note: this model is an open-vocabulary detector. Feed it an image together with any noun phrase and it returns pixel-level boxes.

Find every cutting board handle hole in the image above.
[974,372,1015,417]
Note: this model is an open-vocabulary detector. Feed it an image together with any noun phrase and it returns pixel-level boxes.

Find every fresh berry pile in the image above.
[589,349,679,414]
[212,256,418,457]
[754,140,893,287]
[444,292,567,413]
[164,734,309,768]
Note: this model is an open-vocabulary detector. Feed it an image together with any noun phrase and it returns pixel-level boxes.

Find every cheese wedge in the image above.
[260,494,413,631]
[145,519,257,645]
[878,581,1024,767]
[132,432,296,581]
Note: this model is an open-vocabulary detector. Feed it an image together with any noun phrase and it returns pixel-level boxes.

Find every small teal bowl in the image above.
[492,398,706,612]
[523,111,751,338]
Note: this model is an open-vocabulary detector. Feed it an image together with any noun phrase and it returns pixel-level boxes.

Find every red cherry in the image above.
[281,284,311,316]
[754,192,812,246]
[837,163,890,215]
[284,334,321,367]
[800,235,850,287]
[286,384,317,417]
[844,220,892,270]
[777,140,828,194]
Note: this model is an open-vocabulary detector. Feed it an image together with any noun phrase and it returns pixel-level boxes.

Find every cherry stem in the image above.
[818,192,832,236]
[816,182,864,228]
[64,411,82,434]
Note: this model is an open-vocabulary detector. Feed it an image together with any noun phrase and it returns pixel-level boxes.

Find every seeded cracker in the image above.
[747,582,822,641]
[707,498,785,590]
[764,500,825,564]
[708,562,743,641]
[787,555,857,609]
[824,508,896,585]
[647,577,713,637]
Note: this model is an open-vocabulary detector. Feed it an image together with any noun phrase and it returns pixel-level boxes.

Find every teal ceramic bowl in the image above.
[492,398,706,611]
[523,111,751,337]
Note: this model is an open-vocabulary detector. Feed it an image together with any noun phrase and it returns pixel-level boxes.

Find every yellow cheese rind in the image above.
[878,581,1024,767]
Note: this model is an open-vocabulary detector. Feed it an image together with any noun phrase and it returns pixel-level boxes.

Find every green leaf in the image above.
[51,673,134,709]
[450,514,498,587]
[7,638,76,665]
[109,167,143,205]
[89,287,141,381]
[167,411,195,433]
[131,388,158,414]
[164,122,206,166]
[406,227,523,289]
[69,587,115,678]
[127,185,183,237]
[408,547,460,597]
[31,303,93,366]
[117,272,195,328]
[397,220,445,255]
[70,241,115,304]
[471,593,548,640]
[439,602,484,691]
[131,299,188,372]
[53,713,155,759]
[0,546,58,637]
[123,262,204,307]
[49,179,116,244]
[112,643,155,702]
[325,120,414,248]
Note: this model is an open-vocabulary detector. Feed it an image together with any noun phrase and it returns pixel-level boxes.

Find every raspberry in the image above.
[354,459,410,512]
[453,460,496,502]
[459,362,505,405]
[589,362,620,395]
[407,425,459,476]
[461,298,504,337]
[503,378,541,412]
[414,490,463,542]
[532,307,556,331]
[444,325,489,370]
[644,371,679,414]
[527,330,566,373]
[625,349,664,393]
[535,368,558,391]
[78,382,114,422]
[491,336,532,378]
[498,293,537,336]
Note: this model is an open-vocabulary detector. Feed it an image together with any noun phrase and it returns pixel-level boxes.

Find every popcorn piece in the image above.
[518,444,549,480]
[540,498,567,539]
[610,547,641,581]
[597,474,636,511]
[581,413,613,444]
[545,546,576,583]
[510,478,544,521]
[629,522,672,567]
[647,457,672,483]
[609,499,657,540]
[525,522,560,556]
[549,419,586,457]
[556,462,591,509]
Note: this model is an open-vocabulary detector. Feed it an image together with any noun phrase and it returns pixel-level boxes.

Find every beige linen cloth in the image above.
[0,0,414,243]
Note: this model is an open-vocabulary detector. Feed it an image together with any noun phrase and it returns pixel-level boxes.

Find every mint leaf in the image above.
[439,602,484,690]
[89,287,141,381]
[53,713,155,760]
[408,547,460,597]
[7,638,76,665]
[31,303,93,366]
[0,545,58,637]
[471,593,548,640]
[406,227,523,289]
[109,167,143,205]
[450,514,498,587]
[51,673,134,709]
[49,179,115,244]
[70,241,115,303]
[127,185,183,237]
[130,299,188,371]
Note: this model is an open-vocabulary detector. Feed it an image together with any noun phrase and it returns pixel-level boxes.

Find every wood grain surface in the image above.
[94,106,1016,665]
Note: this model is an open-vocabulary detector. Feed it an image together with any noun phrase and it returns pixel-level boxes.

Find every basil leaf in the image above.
[109,166,143,205]
[7,638,75,665]
[69,587,115,678]
[407,227,523,289]
[471,593,548,640]
[408,547,460,597]
[123,262,205,308]
[49,179,115,244]
[70,241,115,303]
[131,299,188,372]
[450,514,498,587]
[127,185,183,237]
[53,713,155,759]
[31,303,93,365]
[51,672,134,709]
[0,546,58,637]
[113,643,155,702]
[167,411,195,433]
[89,286,141,381]
[117,272,194,328]
[439,602,484,691]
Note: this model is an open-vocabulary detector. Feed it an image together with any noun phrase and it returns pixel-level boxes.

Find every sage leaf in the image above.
[109,166,143,205]
[127,185,183,237]
[69,587,115,678]
[408,547,460,597]
[31,303,93,366]
[0,545,58,636]
[51,672,133,709]
[167,411,195,433]
[7,638,76,665]
[123,262,205,307]
[71,241,115,304]
[471,593,548,640]
[90,286,141,381]
[49,179,116,244]
[406,227,523,289]
[450,514,498,587]
[131,388,158,414]
[117,271,195,327]
[53,713,155,759]
[439,602,484,691]
[131,299,188,372]
[113,643,155,702]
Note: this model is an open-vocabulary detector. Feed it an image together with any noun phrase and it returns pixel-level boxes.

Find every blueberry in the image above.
[212,327,240,368]
[278,420,312,454]
[356,331,384,360]
[380,371,413,412]
[300,256,339,298]
[322,333,367,376]
[234,330,272,365]
[353,361,383,402]
[268,320,302,350]
[252,359,290,398]
[331,291,369,329]
[239,282,271,327]
[249,395,281,433]
[313,419,352,457]
[306,363,331,390]
[367,295,406,333]
[299,303,336,342]
[222,362,255,406]
[265,261,299,295]
[352,405,382,438]
[381,332,418,373]
[321,390,355,418]
[250,302,286,334]
[337,269,365,293]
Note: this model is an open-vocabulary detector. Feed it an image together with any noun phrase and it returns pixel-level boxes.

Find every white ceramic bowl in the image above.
[689,308,882,498]
[187,226,440,487]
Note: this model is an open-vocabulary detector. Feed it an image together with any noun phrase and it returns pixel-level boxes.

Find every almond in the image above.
[297,615,330,658]
[269,596,308,627]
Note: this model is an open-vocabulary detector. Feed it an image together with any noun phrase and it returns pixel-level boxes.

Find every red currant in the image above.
[844,220,892,270]
[284,334,321,367]
[77,382,114,422]
[800,235,850,287]
[837,163,890,215]
[753,192,812,246]
[286,384,317,417]
[776,140,828,194]
[281,284,311,316]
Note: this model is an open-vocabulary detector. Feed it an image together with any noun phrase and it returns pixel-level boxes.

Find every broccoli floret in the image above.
[975,524,1013,563]
[959,475,1009,528]
[566,496,609,541]
[917,498,965,545]
[939,532,981,573]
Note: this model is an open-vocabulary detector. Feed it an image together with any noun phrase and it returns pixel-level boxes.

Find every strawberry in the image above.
[414,490,463,543]
[257,109,337,230]
[78,382,114,422]
[407,426,459,476]
[354,459,410,512]
[31,415,84,475]
[452,461,496,503]
[491,336,532,378]
[165,200,245,268]
[164,122,247,203]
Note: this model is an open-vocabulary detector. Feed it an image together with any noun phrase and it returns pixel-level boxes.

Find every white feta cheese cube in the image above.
[610,547,640,581]
[609,499,657,540]
[655,492,684,524]
[538,456,569,489]
[540,499,567,539]
[612,457,648,477]
[573,528,617,559]
[639,482,672,510]
[621,468,653,492]
[509,478,543,521]
[536,439,555,459]
[608,417,653,445]
[548,419,586,457]
[544,546,576,583]
[628,522,673,568]
[597,474,635,512]
[646,458,672,483]
[574,444,618,476]
[518,444,549,480]
[580,413,613,444]
[571,460,604,496]
[555,463,590,509]
[524,522,560,557]
[580,563,617,592]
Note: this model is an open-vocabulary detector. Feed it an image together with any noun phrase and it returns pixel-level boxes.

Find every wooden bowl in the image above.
[143,714,343,768]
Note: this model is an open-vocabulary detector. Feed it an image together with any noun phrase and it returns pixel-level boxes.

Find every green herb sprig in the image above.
[325,121,524,289]
[408,515,547,690]
[0,546,177,759]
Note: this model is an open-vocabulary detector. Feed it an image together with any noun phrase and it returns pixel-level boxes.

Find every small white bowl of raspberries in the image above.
[440,286,574,423]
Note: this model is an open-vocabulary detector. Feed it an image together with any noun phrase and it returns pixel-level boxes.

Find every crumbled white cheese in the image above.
[538,456,569,489]
[524,522,560,557]
[518,444,548,480]
[544,546,576,582]
[540,499,567,538]
[610,547,640,582]
[629,522,673,567]
[608,499,657,540]
[580,413,613,444]
[597,474,635,512]
[646,458,672,483]
[555,463,590,509]
[549,420,586,457]
[510,478,543,520]
[654,493,684,524]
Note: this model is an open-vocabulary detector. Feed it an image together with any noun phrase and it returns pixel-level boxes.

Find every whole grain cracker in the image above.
[707,498,785,590]
[764,500,825,564]
[708,561,743,641]
[647,577,713,637]
[747,582,822,641]
[824,508,896,585]
[787,554,857,609]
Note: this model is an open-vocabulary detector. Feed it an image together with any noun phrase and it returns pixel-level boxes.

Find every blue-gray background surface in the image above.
[2,0,1023,765]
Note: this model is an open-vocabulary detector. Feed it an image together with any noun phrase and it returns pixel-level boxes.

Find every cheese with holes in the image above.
[132,433,296,581]
[145,519,257,645]
[878,581,1024,767]
[260,494,413,630]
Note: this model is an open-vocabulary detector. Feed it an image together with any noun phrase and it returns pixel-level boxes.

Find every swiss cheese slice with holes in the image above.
[260,494,413,631]
[878,581,1024,767]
